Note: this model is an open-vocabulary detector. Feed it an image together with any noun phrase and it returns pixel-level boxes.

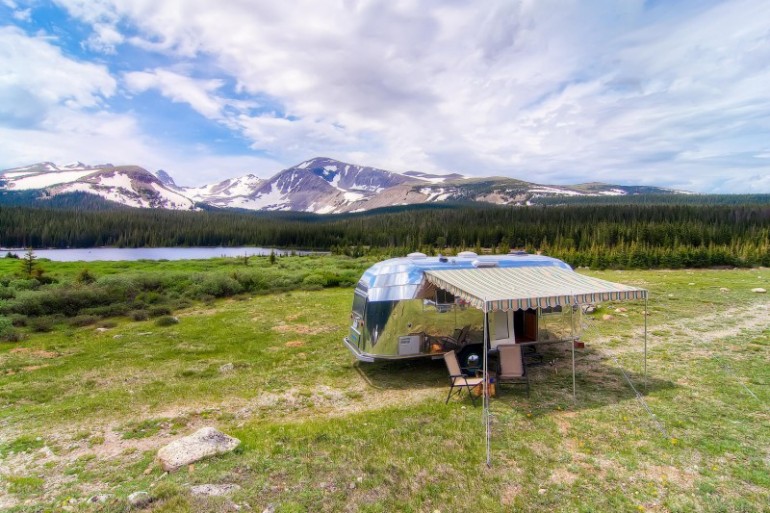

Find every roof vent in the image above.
[509,250,528,256]
[472,259,498,268]
[457,251,478,258]
[407,252,428,259]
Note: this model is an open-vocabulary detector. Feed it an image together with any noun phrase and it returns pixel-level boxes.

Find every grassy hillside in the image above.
[1,264,769,512]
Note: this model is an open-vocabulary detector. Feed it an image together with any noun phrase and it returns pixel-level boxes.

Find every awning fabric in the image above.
[424,266,647,312]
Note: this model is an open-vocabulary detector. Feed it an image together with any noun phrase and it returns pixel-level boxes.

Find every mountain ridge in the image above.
[0,157,681,213]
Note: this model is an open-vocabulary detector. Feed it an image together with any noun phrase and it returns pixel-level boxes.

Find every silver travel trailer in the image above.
[343,252,590,368]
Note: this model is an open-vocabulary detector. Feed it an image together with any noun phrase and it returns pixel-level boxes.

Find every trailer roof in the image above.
[358,253,572,302]
[424,266,647,312]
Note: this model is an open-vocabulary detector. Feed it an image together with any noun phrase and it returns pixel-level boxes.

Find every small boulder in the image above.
[157,427,240,472]
[190,483,241,497]
[128,491,151,509]
[614,307,627,313]
[751,288,767,294]
[720,287,730,292]
[602,314,614,321]
[88,494,111,504]
[582,305,596,314]
[219,363,235,373]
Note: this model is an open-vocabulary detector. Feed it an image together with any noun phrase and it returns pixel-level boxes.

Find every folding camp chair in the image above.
[443,350,484,406]
[496,343,530,397]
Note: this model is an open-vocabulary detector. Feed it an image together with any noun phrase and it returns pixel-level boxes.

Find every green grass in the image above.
[0,264,768,512]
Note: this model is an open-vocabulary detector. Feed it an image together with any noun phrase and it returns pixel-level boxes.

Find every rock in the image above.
[96,327,110,332]
[602,314,614,321]
[190,483,241,497]
[751,288,767,293]
[219,363,235,373]
[88,494,111,503]
[37,445,55,458]
[582,305,596,314]
[615,307,627,313]
[262,505,276,513]
[157,427,241,472]
[720,287,730,292]
[128,491,151,508]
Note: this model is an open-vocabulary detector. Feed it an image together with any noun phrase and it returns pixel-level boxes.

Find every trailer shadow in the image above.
[354,343,677,415]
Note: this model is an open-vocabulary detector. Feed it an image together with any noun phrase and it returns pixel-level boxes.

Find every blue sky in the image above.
[1,0,769,192]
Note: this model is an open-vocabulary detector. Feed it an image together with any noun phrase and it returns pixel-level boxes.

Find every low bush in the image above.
[130,310,149,321]
[155,316,179,327]
[28,316,57,333]
[68,315,100,327]
[148,305,171,317]
[0,287,15,300]
[9,314,27,327]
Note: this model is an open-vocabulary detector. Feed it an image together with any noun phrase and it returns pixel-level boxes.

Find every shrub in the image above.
[76,268,97,284]
[28,316,56,333]
[68,315,99,327]
[0,316,13,338]
[8,279,40,291]
[9,314,27,327]
[302,274,327,288]
[191,273,243,298]
[81,303,132,318]
[0,287,15,300]
[130,310,149,321]
[148,306,172,317]
[155,316,179,327]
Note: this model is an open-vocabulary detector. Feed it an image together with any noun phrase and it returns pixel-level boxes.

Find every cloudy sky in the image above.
[1,0,769,192]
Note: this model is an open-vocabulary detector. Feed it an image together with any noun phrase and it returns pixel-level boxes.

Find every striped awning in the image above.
[424,267,647,312]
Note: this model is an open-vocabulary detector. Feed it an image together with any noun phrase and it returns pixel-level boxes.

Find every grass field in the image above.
[1,264,769,512]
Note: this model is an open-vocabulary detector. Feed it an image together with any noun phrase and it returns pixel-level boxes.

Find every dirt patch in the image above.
[9,348,59,358]
[501,483,522,506]
[285,340,305,347]
[285,313,302,322]
[550,467,578,485]
[643,464,696,489]
[21,365,50,372]
[272,323,337,335]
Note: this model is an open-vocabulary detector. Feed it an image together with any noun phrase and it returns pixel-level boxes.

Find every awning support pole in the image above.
[483,305,491,467]
[644,293,650,391]
[570,305,577,401]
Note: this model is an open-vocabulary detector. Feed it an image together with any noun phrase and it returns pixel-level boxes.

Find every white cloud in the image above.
[5,0,770,192]
[124,69,228,120]
[0,26,116,127]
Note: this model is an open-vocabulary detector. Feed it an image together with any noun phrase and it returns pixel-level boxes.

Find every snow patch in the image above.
[324,165,338,172]
[7,170,98,190]
[93,172,134,190]
[529,187,583,196]
[297,161,311,169]
[599,189,625,196]
[343,191,365,202]
[2,171,38,178]
[314,204,337,214]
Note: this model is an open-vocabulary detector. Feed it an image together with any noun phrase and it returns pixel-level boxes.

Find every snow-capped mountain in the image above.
[0,157,680,213]
[0,163,196,210]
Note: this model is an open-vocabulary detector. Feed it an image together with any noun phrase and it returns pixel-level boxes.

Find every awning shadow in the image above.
[354,343,677,415]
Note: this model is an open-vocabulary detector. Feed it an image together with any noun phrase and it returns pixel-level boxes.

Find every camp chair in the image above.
[496,344,529,397]
[443,350,484,406]
[438,324,471,351]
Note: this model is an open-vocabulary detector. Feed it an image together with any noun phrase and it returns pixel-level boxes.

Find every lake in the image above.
[0,247,323,262]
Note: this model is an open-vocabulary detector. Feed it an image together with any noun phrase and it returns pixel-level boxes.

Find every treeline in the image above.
[1,203,769,268]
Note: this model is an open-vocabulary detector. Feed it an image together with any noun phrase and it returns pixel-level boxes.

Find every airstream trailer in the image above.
[343,251,586,368]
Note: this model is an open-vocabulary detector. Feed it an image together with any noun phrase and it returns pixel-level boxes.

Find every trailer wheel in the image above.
[457,343,484,375]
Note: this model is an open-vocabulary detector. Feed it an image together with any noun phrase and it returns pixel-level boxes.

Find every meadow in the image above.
[0,257,768,512]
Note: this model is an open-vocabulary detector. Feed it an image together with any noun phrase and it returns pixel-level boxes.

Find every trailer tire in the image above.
[457,343,484,375]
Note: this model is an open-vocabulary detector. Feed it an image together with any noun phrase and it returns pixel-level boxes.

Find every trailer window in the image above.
[352,290,366,317]
[365,300,397,346]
